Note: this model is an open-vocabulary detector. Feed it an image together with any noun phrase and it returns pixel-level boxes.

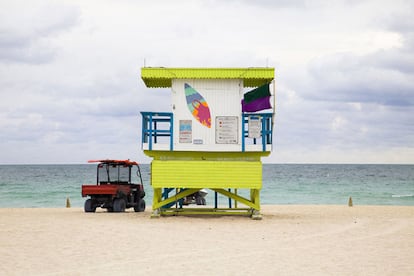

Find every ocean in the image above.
[0,164,413,208]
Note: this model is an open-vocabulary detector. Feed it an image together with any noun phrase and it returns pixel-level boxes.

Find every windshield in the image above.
[97,164,131,184]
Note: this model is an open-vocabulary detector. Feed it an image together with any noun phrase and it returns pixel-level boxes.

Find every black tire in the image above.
[84,199,96,213]
[113,198,126,212]
[135,190,145,202]
[134,199,146,212]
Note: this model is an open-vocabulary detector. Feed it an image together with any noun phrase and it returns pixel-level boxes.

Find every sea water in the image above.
[0,164,413,208]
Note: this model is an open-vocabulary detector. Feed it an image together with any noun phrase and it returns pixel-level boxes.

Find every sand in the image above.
[0,205,413,275]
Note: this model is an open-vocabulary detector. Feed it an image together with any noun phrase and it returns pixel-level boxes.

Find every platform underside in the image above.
[151,187,262,219]
[147,153,264,219]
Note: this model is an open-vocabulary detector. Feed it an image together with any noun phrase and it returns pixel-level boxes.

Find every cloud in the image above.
[271,87,414,163]
[293,3,414,107]
[0,1,80,64]
[274,25,414,163]
[0,0,413,164]
[302,51,414,106]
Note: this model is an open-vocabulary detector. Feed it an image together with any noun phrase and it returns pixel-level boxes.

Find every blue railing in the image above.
[141,112,173,151]
[141,111,271,152]
[241,113,273,152]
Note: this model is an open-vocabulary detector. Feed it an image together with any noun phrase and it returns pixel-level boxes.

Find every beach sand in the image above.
[1,205,413,275]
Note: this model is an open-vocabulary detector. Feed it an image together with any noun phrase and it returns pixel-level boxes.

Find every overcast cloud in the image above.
[0,0,413,164]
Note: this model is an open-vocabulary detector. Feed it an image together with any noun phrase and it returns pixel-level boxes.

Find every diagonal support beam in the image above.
[212,188,260,210]
[153,188,200,210]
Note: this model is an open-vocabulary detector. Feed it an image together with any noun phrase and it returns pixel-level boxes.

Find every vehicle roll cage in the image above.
[88,159,143,185]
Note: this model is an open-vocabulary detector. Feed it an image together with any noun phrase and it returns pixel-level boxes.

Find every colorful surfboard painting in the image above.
[184,83,211,128]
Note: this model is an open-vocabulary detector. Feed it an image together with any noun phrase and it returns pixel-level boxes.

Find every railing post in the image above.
[170,113,173,151]
[262,114,266,151]
[241,113,245,152]
[141,114,146,144]
[149,114,153,150]
[266,115,271,144]
[154,121,157,144]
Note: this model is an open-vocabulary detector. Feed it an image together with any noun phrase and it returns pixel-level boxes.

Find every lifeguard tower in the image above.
[140,67,275,219]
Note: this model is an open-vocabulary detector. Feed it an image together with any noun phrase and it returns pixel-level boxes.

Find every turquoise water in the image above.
[0,164,413,208]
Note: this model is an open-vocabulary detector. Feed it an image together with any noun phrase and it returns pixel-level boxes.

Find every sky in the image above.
[0,0,413,164]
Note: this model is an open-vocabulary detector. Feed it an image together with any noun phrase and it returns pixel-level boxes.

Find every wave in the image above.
[391,194,414,198]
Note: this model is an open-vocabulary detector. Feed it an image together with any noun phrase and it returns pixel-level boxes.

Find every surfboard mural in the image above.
[184,83,211,128]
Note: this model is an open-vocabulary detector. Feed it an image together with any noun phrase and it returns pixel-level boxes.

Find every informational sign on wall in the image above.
[216,116,238,144]
[179,120,192,143]
[248,116,261,138]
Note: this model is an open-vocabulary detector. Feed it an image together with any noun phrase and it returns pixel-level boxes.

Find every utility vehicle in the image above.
[81,159,145,212]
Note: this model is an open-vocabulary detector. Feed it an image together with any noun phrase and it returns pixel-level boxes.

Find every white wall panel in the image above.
[172,79,243,151]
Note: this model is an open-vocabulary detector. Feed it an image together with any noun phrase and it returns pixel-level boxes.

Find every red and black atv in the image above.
[81,160,145,212]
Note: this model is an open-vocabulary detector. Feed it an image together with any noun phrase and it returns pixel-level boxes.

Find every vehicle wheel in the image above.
[84,199,96,212]
[134,199,146,212]
[135,191,145,202]
[113,198,126,212]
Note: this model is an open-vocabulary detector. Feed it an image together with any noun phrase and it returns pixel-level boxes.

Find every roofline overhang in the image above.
[141,67,275,88]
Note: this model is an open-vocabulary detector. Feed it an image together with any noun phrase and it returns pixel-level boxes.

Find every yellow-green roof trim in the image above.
[141,67,275,88]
